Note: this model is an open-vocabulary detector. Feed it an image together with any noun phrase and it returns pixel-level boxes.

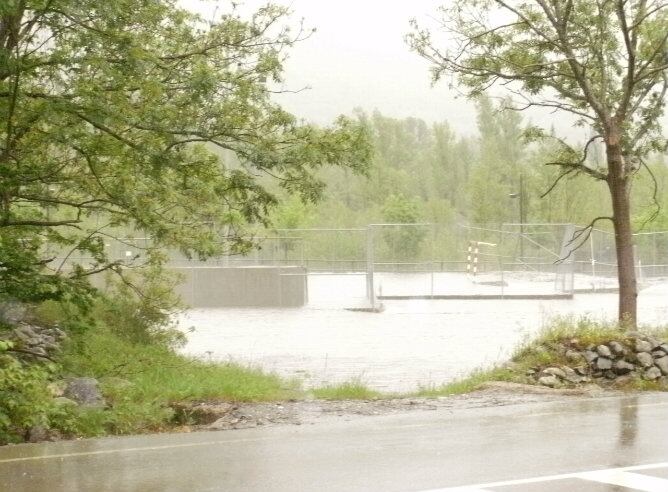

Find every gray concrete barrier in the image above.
[172,266,307,308]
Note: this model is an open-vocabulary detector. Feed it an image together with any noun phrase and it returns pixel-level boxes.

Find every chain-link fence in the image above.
[571,228,668,291]
[365,223,575,299]
[50,223,668,307]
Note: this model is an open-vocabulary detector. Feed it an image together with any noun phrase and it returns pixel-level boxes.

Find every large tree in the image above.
[409,0,668,326]
[0,1,370,304]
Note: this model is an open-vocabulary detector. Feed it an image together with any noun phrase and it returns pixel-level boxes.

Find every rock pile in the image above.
[5,322,67,361]
[531,333,668,388]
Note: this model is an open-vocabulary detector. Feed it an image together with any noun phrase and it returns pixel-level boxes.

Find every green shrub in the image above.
[0,350,58,444]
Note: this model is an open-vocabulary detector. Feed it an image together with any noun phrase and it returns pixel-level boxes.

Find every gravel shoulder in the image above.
[182,383,625,432]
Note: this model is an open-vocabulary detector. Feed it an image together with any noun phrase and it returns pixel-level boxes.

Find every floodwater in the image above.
[179,275,668,392]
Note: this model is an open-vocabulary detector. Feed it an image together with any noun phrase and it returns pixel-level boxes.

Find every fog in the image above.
[181,0,591,138]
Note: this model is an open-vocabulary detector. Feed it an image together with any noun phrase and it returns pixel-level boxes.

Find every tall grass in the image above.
[61,327,298,403]
[415,368,516,397]
[311,378,381,400]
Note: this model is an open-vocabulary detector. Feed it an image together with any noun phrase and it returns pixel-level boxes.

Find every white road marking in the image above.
[0,436,277,464]
[1,399,666,468]
[577,470,668,492]
[623,401,668,408]
[433,488,490,492]
[420,462,668,491]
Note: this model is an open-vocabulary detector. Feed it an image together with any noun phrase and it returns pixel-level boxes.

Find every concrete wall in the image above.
[172,266,307,308]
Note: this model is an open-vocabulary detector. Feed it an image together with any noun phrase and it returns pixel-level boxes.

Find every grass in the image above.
[27,295,303,438]
[311,378,381,400]
[12,301,668,441]
[416,317,668,397]
[61,327,300,404]
[521,317,628,347]
[414,367,517,397]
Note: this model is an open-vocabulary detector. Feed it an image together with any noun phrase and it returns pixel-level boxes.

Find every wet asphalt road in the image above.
[1,393,667,492]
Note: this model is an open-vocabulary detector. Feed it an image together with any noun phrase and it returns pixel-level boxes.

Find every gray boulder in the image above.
[635,339,653,353]
[646,337,661,350]
[26,426,49,443]
[596,357,613,370]
[542,367,566,379]
[562,366,584,384]
[0,301,27,324]
[609,341,626,356]
[637,352,655,368]
[538,375,559,388]
[64,377,105,407]
[596,345,612,358]
[644,367,662,380]
[613,360,635,375]
[14,324,37,339]
[584,351,598,364]
[604,370,617,380]
[655,356,668,376]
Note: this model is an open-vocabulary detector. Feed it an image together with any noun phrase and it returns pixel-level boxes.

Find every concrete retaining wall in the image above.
[172,266,307,308]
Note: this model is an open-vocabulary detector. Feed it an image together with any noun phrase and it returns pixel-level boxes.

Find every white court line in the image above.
[578,470,668,492]
[420,462,668,491]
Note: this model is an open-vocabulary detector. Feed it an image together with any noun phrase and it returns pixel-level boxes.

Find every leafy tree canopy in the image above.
[408,0,668,325]
[0,0,371,303]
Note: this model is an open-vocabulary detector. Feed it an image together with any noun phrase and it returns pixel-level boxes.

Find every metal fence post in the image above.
[366,225,375,309]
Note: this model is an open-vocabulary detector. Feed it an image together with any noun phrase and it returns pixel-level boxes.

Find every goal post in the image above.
[467,240,497,276]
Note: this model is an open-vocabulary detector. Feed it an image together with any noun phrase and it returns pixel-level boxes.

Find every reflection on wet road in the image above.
[1,393,667,492]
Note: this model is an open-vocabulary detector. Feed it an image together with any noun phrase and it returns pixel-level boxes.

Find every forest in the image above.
[271,97,667,234]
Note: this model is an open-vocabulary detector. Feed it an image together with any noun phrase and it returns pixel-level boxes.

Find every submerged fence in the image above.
[55,223,668,307]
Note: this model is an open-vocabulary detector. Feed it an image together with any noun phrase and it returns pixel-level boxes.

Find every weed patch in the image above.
[312,378,381,400]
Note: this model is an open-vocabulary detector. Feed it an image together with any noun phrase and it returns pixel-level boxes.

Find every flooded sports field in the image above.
[179,276,668,393]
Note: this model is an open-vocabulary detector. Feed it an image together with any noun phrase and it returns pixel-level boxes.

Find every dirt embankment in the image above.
[174,382,615,432]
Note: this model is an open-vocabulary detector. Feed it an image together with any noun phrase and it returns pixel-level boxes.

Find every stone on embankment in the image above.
[613,360,635,375]
[655,356,668,376]
[644,367,662,380]
[542,367,566,379]
[0,301,27,324]
[538,375,559,388]
[636,352,655,368]
[635,339,653,353]
[64,377,104,407]
[26,426,49,443]
[647,337,661,350]
[596,345,612,358]
[584,351,598,364]
[524,332,667,389]
[561,366,584,384]
[609,341,626,356]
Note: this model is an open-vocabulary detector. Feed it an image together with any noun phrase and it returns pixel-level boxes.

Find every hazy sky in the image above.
[182,1,582,138]
[267,0,480,133]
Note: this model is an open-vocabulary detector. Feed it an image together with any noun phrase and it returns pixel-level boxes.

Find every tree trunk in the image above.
[605,140,637,328]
